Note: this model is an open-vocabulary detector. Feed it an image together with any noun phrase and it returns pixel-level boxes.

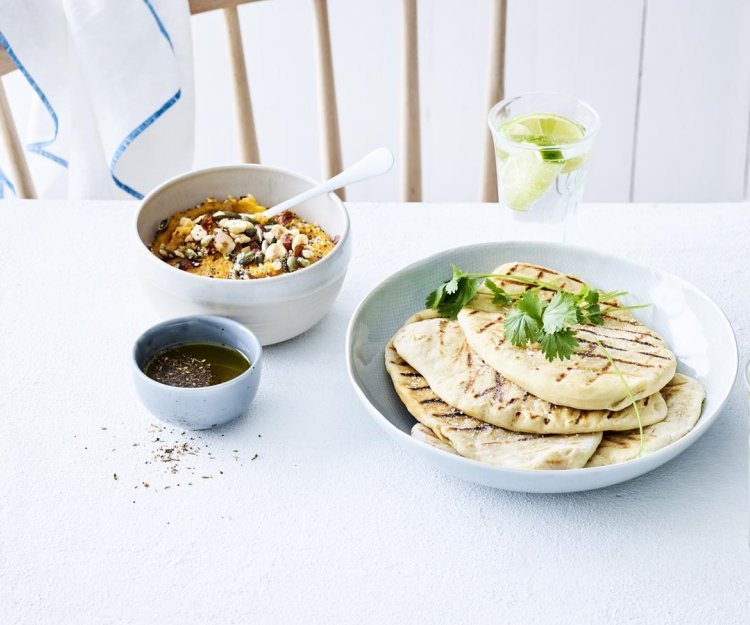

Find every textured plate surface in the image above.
[346,241,737,493]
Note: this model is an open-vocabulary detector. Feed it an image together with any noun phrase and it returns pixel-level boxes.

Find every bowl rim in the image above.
[133,163,350,287]
[345,240,738,478]
[132,314,263,394]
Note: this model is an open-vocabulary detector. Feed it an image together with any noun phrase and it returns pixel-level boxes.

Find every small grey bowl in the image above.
[132,315,262,430]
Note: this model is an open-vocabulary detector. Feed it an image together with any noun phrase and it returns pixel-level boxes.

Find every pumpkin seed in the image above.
[213,210,239,220]
[185,248,198,260]
[173,249,186,259]
[297,257,310,267]
[236,252,253,266]
[286,255,298,272]
[158,247,169,258]
[157,218,168,232]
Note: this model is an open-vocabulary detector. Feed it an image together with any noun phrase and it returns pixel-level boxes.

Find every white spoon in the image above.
[260,147,394,219]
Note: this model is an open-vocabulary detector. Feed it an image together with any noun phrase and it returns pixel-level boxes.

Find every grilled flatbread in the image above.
[411,423,459,455]
[393,314,667,434]
[586,374,704,467]
[385,336,602,470]
[457,262,677,411]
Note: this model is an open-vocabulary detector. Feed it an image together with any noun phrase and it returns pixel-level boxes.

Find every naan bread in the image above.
[393,314,667,434]
[458,262,677,411]
[586,374,704,467]
[385,335,602,470]
[411,423,459,455]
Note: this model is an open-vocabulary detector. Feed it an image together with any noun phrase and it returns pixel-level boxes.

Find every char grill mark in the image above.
[494,371,505,404]
[579,325,665,350]
[575,336,670,362]
[478,319,501,333]
[435,409,464,418]
[482,435,539,445]
[438,319,448,346]
[573,349,659,368]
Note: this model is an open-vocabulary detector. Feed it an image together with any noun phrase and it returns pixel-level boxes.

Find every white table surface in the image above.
[1,201,748,624]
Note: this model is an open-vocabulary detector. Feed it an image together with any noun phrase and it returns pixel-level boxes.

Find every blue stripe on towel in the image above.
[0,167,17,198]
[110,89,182,199]
[0,30,69,169]
[109,0,180,199]
[142,0,174,51]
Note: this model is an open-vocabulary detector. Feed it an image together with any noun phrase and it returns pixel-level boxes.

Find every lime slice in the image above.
[500,112,590,174]
[501,112,585,147]
[498,154,563,212]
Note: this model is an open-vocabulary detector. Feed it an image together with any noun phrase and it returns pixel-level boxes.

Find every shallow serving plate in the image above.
[346,241,738,493]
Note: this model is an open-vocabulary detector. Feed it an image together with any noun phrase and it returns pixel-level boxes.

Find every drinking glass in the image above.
[488,92,599,242]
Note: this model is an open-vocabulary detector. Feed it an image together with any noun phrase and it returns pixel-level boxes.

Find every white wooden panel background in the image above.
[2,0,750,202]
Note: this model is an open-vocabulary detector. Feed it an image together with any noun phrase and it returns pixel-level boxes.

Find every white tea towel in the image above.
[0,0,194,199]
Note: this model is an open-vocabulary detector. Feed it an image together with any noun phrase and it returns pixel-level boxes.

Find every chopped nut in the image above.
[214,230,236,255]
[292,233,309,249]
[264,242,286,262]
[191,224,208,241]
[270,224,287,240]
[223,219,250,235]
[301,248,314,259]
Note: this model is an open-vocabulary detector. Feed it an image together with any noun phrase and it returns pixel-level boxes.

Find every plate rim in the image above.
[345,240,738,480]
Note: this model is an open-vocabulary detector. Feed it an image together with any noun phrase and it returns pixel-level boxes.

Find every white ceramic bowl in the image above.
[346,241,738,493]
[134,165,351,345]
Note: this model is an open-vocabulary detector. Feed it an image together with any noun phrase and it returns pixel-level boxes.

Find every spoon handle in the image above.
[263,147,394,218]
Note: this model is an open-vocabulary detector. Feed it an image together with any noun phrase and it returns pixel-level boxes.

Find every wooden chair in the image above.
[0,0,507,202]
[0,0,344,200]
[396,0,508,202]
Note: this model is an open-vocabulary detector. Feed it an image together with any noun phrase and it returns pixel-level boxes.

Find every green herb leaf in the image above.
[542,292,578,334]
[504,292,546,347]
[484,279,512,306]
[425,266,480,320]
[516,290,547,320]
[540,329,579,361]
[424,283,446,310]
[444,264,463,295]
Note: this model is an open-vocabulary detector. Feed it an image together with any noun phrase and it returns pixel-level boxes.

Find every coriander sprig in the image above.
[424,265,644,362]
